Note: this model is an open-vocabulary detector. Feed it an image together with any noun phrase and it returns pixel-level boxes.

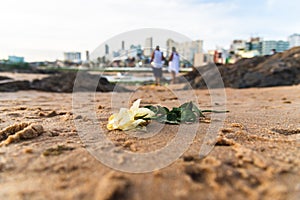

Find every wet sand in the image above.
[0,81,299,199]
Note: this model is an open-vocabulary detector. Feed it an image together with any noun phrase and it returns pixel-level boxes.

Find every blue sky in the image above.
[0,0,299,61]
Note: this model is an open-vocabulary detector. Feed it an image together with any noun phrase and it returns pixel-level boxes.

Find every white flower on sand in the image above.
[107,99,155,131]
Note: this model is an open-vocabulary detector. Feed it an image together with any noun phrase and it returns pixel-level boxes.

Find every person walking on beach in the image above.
[168,47,180,84]
[151,46,165,85]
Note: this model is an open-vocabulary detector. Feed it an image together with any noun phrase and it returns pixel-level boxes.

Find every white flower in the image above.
[107,99,154,131]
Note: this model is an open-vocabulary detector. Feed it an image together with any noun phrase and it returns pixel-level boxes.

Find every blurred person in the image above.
[168,47,180,84]
[270,49,277,55]
[150,45,165,85]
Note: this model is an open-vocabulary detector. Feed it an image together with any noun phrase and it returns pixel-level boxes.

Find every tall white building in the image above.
[261,40,289,55]
[288,33,300,48]
[8,56,24,63]
[64,52,81,63]
[144,37,153,57]
[230,40,247,53]
[166,39,204,66]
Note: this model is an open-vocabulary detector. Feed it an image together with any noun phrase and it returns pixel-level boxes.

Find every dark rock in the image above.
[0,80,31,92]
[31,72,130,93]
[182,47,300,88]
[0,72,130,92]
[0,76,12,81]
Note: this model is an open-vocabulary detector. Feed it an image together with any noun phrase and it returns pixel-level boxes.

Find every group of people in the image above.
[150,45,180,85]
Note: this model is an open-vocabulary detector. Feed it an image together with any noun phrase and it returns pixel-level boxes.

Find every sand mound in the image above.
[182,46,300,88]
[0,72,129,92]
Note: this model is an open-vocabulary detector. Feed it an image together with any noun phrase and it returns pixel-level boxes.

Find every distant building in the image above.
[229,37,263,58]
[105,44,109,55]
[276,40,290,52]
[230,40,246,53]
[86,51,90,61]
[8,56,24,63]
[288,33,300,48]
[144,37,153,57]
[193,53,206,66]
[166,39,204,66]
[166,39,176,57]
[261,41,276,55]
[238,50,261,58]
[261,40,289,55]
[129,44,143,59]
[121,41,125,50]
[112,51,120,58]
[212,48,230,64]
[64,52,81,63]
[113,41,126,58]
[246,37,262,54]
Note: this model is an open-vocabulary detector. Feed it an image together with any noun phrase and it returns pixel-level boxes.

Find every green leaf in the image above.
[155,105,168,115]
[170,107,182,117]
[179,102,192,110]
[181,109,196,123]
[144,102,229,125]
[171,107,181,113]
[154,115,167,123]
[191,104,205,117]
[144,105,158,113]
[167,112,178,122]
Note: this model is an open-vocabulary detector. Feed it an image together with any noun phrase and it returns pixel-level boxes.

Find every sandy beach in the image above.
[0,72,299,200]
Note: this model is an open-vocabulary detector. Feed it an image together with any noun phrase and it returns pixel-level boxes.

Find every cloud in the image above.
[1,0,300,61]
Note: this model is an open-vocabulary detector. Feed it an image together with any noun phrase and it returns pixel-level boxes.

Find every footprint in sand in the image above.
[0,122,43,146]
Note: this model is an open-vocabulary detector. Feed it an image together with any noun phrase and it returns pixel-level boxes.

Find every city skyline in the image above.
[1,0,300,61]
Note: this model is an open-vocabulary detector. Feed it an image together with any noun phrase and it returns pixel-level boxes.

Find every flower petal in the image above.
[135,108,155,118]
[107,99,152,131]
[130,99,141,113]
[107,123,114,130]
[118,114,132,128]
[122,119,145,130]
